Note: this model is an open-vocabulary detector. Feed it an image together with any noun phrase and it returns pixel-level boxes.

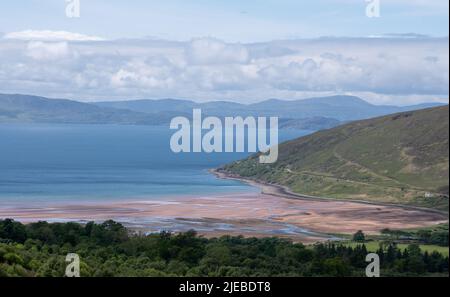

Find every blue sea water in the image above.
[0,124,313,205]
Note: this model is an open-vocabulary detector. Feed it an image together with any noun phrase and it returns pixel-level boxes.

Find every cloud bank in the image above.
[3,30,105,42]
[0,31,448,105]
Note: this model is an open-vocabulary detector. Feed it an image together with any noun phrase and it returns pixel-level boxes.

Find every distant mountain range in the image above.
[0,94,183,125]
[96,95,444,121]
[0,93,446,130]
[222,106,449,211]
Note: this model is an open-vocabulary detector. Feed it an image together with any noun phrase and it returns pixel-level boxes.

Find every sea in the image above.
[0,124,313,206]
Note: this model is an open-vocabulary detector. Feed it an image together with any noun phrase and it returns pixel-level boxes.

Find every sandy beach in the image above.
[0,170,447,243]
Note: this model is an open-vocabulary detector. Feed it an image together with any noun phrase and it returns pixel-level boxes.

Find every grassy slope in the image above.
[224,106,449,211]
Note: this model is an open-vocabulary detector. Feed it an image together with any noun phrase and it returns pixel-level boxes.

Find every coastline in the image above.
[0,168,447,244]
[210,168,449,216]
[1,171,447,243]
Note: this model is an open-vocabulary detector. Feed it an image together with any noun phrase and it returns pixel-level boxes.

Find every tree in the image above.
[0,219,27,243]
[353,230,366,242]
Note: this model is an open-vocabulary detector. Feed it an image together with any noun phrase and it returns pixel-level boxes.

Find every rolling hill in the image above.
[222,106,450,211]
[0,94,185,125]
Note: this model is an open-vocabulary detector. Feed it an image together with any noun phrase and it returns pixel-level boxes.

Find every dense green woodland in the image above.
[0,219,448,277]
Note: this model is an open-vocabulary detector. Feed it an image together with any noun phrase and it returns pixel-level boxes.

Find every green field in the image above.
[343,241,449,257]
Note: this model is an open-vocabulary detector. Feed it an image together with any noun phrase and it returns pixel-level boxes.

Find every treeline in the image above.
[381,225,449,246]
[0,219,448,277]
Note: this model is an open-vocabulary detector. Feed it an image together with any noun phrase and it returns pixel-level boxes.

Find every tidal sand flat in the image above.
[1,191,446,243]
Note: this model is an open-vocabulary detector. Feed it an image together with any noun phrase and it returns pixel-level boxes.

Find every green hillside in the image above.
[223,106,449,211]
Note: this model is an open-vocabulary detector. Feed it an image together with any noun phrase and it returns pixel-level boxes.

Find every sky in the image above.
[0,0,448,41]
[0,0,448,105]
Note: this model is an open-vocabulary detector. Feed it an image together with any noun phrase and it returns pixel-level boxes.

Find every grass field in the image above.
[343,241,449,257]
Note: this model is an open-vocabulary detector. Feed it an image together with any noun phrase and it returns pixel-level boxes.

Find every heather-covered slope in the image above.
[223,106,449,211]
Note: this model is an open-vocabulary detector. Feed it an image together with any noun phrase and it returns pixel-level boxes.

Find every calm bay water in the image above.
[0,124,313,206]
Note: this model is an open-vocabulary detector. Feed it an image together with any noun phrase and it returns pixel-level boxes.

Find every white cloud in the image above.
[185,38,250,65]
[26,41,71,60]
[111,58,176,90]
[4,30,105,42]
[0,36,448,105]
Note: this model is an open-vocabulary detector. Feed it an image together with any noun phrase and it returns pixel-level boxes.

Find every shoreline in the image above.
[210,168,449,216]
[0,170,447,243]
